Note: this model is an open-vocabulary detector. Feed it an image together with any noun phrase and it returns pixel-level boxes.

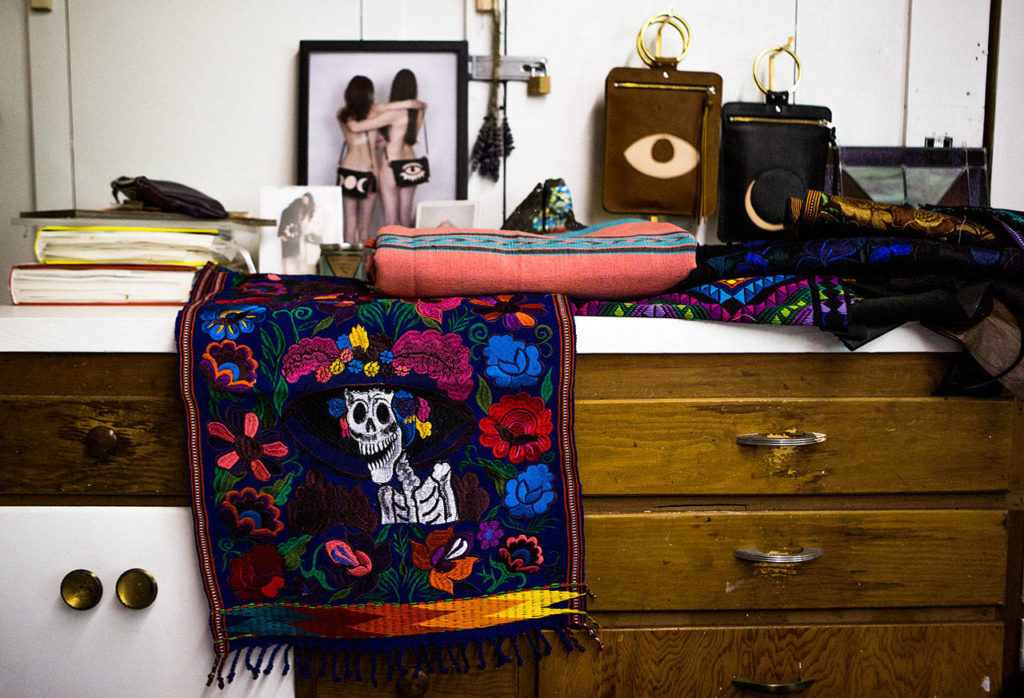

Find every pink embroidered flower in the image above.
[281,336,341,383]
[207,410,288,482]
[499,534,545,574]
[391,329,473,400]
[410,297,463,324]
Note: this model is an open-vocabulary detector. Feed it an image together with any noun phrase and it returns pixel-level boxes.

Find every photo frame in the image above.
[259,186,343,274]
[415,200,479,229]
[298,40,468,246]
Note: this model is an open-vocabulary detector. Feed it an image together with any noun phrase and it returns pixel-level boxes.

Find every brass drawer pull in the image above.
[60,569,103,610]
[116,568,158,609]
[732,677,816,694]
[85,425,119,458]
[734,547,823,564]
[735,432,825,447]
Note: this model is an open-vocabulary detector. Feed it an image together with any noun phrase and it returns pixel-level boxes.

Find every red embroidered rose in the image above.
[478,393,553,463]
[228,545,286,601]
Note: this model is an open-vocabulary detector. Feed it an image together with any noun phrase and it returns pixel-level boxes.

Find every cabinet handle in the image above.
[60,569,103,610]
[732,677,816,694]
[116,568,158,609]
[85,425,119,458]
[734,547,823,564]
[735,432,825,447]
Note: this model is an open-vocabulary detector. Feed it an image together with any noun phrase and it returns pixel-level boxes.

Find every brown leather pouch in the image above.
[603,67,722,218]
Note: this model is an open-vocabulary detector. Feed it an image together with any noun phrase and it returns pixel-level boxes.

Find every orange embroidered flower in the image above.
[411,528,478,594]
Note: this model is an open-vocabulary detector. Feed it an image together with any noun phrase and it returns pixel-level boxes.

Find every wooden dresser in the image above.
[1,351,1020,697]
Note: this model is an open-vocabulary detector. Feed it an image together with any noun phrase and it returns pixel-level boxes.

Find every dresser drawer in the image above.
[576,398,1015,495]
[585,509,1007,611]
[538,624,1004,697]
[0,397,188,496]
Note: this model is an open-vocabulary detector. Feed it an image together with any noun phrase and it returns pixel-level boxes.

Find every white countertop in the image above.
[0,305,961,354]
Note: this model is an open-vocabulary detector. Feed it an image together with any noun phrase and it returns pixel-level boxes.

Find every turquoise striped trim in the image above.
[376,231,696,255]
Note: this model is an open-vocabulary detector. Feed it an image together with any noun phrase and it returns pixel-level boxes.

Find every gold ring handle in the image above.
[636,11,691,67]
[753,37,802,95]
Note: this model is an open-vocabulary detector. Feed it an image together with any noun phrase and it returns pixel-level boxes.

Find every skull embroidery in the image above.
[344,388,402,484]
[340,387,459,525]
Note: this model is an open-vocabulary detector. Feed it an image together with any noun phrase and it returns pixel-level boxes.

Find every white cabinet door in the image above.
[0,507,293,698]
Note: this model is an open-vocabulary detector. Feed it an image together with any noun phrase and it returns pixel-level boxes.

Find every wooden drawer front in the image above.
[585,510,1007,611]
[0,397,187,496]
[538,624,1004,697]
[576,398,1014,495]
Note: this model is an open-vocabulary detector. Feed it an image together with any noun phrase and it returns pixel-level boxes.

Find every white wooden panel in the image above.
[66,0,361,214]
[27,0,75,209]
[989,0,1024,208]
[796,0,911,146]
[0,507,292,697]
[501,1,797,232]
[905,0,989,147]
[362,0,466,40]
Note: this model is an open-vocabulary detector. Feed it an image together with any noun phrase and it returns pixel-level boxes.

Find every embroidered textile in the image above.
[177,265,590,686]
[572,275,851,330]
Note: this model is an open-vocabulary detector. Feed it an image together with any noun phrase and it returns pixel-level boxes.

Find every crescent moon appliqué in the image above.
[744,180,785,232]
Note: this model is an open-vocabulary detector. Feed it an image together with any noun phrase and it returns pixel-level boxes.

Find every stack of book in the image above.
[9,209,271,305]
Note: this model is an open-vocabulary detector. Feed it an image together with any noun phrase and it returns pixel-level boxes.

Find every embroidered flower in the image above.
[476,520,504,550]
[228,545,286,601]
[200,305,266,340]
[207,410,288,482]
[363,361,380,377]
[281,336,340,383]
[499,534,545,574]
[411,298,462,324]
[199,340,259,394]
[478,393,553,463]
[470,295,546,330]
[286,468,341,535]
[484,335,543,389]
[349,325,369,351]
[503,464,556,517]
[323,532,392,601]
[220,487,284,542]
[411,528,478,594]
[390,330,473,401]
[239,280,286,296]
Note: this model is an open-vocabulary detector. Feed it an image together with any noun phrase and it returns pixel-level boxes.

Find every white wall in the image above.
[2,0,1011,294]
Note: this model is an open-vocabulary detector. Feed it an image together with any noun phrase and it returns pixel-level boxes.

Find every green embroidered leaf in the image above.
[421,317,442,332]
[260,472,294,505]
[213,468,243,501]
[328,588,351,603]
[540,370,554,403]
[272,376,289,414]
[375,524,393,545]
[312,315,334,335]
[475,376,493,413]
[278,534,312,570]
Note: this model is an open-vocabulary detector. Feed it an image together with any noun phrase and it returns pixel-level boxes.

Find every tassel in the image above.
[477,640,487,670]
[353,650,362,682]
[397,647,409,676]
[331,650,341,682]
[414,645,424,675]
[436,645,449,675]
[386,648,397,681]
[252,645,269,679]
[511,633,523,666]
[370,650,378,687]
[447,644,461,674]
[423,645,434,674]
[282,646,291,677]
[492,637,510,666]
[344,648,352,680]
[316,648,327,678]
[264,644,283,676]
[460,641,471,673]
[539,630,553,655]
[244,646,256,677]
[226,648,242,684]
[525,629,543,659]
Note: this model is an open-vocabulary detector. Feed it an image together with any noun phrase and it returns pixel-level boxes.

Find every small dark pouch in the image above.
[336,167,376,199]
[718,98,835,241]
[389,157,430,188]
[111,176,228,219]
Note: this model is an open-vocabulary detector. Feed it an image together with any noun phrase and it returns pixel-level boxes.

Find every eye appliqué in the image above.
[622,133,700,179]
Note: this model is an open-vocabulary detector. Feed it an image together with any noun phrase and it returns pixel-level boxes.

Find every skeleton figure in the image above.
[343,388,458,525]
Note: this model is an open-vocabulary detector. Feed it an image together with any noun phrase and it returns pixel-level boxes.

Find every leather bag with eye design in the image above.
[603,67,722,218]
[718,98,836,241]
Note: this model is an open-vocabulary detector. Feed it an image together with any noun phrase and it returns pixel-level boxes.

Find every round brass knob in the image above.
[85,425,119,458]
[61,569,102,610]
[396,670,430,697]
[115,568,158,609]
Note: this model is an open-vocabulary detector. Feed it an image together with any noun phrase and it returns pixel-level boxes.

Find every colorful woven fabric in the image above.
[365,221,698,299]
[572,275,851,330]
[177,265,591,686]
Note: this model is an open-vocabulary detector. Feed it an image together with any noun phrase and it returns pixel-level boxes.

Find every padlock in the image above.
[527,65,551,96]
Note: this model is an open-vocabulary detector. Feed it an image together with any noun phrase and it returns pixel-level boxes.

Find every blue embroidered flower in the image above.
[336,335,352,351]
[970,247,1001,266]
[503,464,555,518]
[200,305,266,340]
[868,243,913,264]
[378,349,394,365]
[346,359,365,373]
[484,335,543,389]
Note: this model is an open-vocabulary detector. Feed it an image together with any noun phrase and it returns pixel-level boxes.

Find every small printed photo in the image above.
[415,200,479,229]
[259,186,343,274]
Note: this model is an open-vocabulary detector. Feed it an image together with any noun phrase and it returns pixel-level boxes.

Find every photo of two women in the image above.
[303,46,463,249]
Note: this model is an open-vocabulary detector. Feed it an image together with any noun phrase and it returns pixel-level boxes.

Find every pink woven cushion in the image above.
[365,220,697,298]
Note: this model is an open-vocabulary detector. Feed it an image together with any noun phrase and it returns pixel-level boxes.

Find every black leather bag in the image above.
[388,157,430,188]
[718,96,836,241]
[110,176,228,219]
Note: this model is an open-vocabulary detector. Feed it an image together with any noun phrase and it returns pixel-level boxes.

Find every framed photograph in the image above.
[259,186,343,274]
[298,40,468,246]
[415,200,479,229]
